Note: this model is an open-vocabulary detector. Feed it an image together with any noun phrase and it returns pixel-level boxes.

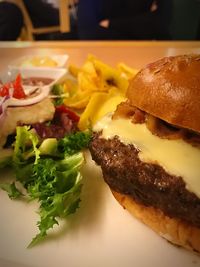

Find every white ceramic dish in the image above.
[0,152,199,267]
[0,67,67,109]
[5,67,67,87]
[8,54,68,69]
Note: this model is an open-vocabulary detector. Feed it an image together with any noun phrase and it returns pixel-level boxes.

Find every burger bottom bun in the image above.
[112,190,200,253]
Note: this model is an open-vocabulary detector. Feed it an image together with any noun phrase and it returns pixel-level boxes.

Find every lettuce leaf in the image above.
[0,126,91,247]
[0,182,23,199]
[13,126,40,165]
[58,130,92,155]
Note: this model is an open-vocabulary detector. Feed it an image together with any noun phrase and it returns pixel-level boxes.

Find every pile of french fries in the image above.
[62,55,138,130]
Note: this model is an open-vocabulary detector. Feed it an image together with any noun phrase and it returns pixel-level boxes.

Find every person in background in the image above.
[0,1,23,40]
[77,0,172,40]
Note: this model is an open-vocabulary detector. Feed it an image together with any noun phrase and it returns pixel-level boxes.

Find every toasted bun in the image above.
[127,54,200,133]
[112,190,200,253]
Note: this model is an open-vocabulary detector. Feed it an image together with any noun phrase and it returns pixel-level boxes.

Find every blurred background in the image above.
[0,0,200,41]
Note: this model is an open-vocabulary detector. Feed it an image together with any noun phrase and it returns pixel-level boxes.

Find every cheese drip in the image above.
[94,115,200,198]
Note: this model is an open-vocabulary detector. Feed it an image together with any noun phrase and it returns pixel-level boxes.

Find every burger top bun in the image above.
[127,54,200,133]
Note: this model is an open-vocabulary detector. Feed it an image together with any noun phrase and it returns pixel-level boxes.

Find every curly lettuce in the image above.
[0,126,91,247]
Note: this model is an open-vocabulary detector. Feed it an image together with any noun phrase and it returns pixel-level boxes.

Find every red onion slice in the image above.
[2,85,50,107]
[0,96,10,124]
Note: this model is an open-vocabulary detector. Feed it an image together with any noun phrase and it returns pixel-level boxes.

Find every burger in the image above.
[89,54,200,253]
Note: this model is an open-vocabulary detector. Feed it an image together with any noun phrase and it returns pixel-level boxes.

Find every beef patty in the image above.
[89,132,200,228]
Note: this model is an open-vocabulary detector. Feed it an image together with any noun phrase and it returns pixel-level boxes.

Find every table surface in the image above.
[0,41,200,72]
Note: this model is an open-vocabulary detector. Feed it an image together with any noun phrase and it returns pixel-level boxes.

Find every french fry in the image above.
[78,87,126,130]
[88,55,129,94]
[63,79,78,97]
[64,89,92,109]
[117,63,138,79]
[78,72,99,92]
[78,92,108,130]
[68,64,81,78]
[81,61,97,76]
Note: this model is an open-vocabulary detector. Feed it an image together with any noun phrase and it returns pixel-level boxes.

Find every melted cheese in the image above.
[94,115,200,198]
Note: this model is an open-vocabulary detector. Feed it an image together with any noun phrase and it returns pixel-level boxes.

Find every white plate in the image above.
[8,55,68,69]
[0,152,199,267]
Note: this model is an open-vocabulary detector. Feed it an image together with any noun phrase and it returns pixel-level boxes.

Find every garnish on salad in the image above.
[0,73,26,99]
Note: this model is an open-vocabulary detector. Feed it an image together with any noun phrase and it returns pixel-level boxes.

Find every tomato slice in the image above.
[13,74,26,99]
[0,84,10,97]
[55,105,80,122]
[0,74,26,99]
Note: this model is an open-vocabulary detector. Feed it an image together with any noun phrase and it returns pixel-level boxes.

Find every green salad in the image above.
[0,126,91,247]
